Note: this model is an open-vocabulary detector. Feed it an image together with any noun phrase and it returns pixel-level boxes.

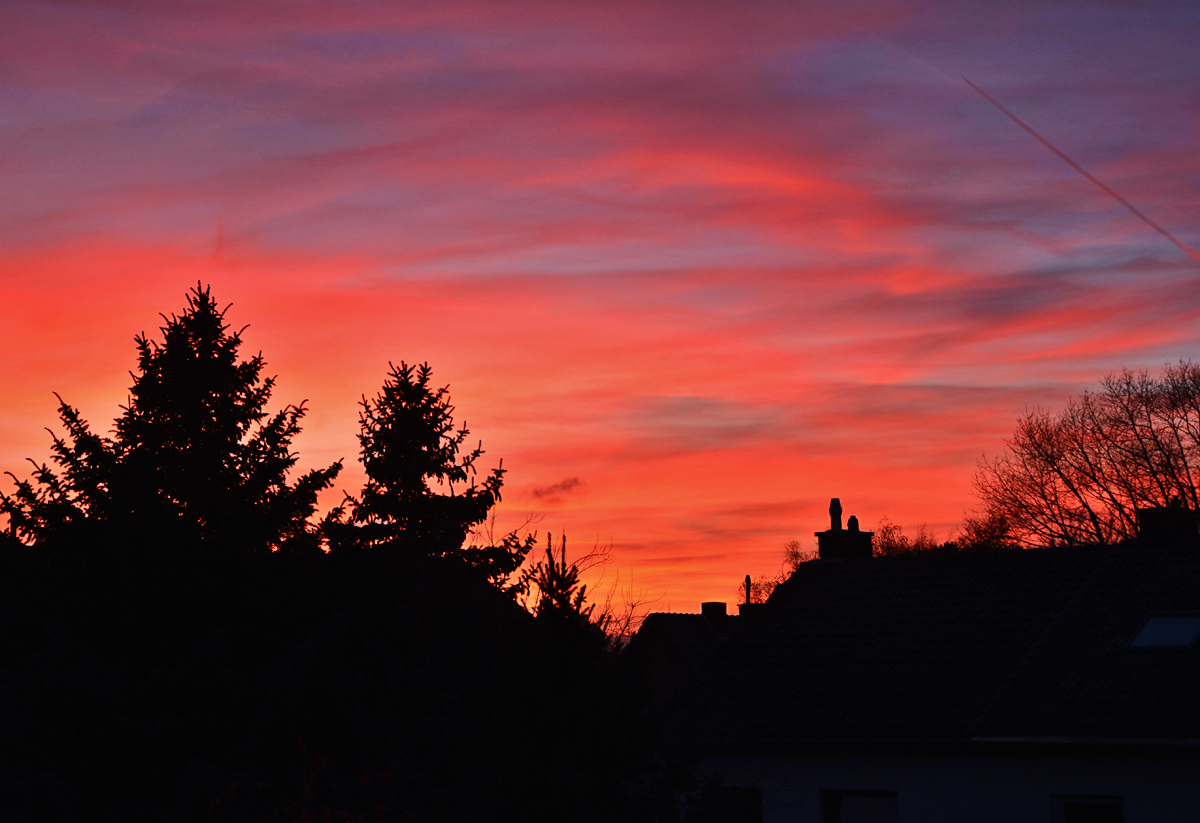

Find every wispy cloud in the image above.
[530,476,583,504]
[2,0,1199,602]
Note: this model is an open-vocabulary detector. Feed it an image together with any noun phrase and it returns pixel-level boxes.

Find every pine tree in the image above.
[1,284,341,554]
[327,362,508,558]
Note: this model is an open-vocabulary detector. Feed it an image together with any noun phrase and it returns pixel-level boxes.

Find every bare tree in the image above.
[975,361,1200,547]
[873,517,910,556]
[737,539,817,604]
[782,538,816,572]
[594,570,661,650]
[873,517,940,556]
[955,510,1020,552]
[741,572,781,604]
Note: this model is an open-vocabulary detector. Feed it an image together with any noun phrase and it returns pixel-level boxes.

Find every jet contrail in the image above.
[963,76,1200,264]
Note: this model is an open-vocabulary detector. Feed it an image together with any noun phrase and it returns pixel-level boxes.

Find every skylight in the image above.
[1130,615,1200,648]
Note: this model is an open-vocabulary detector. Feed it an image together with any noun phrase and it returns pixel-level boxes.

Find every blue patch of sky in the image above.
[770,7,1198,171]
[763,20,1200,275]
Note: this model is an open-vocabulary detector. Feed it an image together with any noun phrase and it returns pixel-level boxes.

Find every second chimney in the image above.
[816,497,873,559]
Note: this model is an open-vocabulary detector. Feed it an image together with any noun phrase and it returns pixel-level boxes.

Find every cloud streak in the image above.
[962,75,1200,264]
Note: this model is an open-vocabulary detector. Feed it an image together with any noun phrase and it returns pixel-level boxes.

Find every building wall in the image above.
[701,747,1200,822]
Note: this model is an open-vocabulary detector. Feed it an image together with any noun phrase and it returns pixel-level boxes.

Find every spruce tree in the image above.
[326,362,532,585]
[1,284,340,554]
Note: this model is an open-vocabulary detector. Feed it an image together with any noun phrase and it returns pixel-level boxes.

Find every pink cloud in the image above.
[3,0,1199,606]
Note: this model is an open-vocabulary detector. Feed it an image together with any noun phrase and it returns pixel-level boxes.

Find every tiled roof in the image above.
[681,542,1200,746]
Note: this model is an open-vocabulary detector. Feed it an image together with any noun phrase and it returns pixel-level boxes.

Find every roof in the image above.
[626,611,742,707]
[633,613,728,670]
[680,541,1200,747]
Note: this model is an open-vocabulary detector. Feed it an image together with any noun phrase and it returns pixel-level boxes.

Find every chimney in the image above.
[815,497,874,559]
[701,601,728,633]
[738,573,764,617]
[1136,498,1199,545]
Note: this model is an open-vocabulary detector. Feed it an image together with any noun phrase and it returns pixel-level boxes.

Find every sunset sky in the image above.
[3,0,1198,607]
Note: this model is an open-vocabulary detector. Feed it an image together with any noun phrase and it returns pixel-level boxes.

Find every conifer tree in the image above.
[326,363,511,556]
[525,533,610,654]
[1,285,341,554]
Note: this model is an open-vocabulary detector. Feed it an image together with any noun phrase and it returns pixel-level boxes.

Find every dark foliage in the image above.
[0,546,672,822]
[0,287,692,822]
[324,362,532,589]
[0,285,340,555]
[523,534,611,659]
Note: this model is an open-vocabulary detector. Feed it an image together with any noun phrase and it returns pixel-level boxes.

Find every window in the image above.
[709,786,762,823]
[1129,614,1200,647]
[821,790,898,823]
[1055,795,1123,823]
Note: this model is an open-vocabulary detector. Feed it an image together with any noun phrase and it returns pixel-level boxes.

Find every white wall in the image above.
[701,747,1200,822]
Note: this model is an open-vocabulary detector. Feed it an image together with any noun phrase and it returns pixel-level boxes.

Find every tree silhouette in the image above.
[956,510,1020,552]
[524,532,610,657]
[975,362,1200,546]
[1,284,341,553]
[325,362,533,582]
[0,288,678,823]
[734,539,816,604]
[529,533,597,623]
[872,517,942,556]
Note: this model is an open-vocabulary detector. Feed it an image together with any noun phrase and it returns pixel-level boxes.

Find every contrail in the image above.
[963,76,1200,264]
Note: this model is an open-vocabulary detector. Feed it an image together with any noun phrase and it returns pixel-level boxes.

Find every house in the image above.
[657,501,1200,823]
[627,600,751,709]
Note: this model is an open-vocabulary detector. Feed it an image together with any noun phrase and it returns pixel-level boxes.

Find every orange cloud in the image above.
[3,0,1199,606]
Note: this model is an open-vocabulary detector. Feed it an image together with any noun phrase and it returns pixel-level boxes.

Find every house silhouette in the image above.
[637,500,1200,823]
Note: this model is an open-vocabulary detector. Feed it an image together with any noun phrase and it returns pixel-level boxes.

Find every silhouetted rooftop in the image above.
[634,612,738,666]
[626,607,742,708]
[682,542,1200,747]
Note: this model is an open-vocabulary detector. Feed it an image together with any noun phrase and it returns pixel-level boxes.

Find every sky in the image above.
[2,0,1199,609]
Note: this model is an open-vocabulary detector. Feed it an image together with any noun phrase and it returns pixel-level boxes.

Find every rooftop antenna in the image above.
[963,76,1200,265]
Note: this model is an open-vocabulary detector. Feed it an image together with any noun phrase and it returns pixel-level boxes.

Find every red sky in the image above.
[3,0,1199,608]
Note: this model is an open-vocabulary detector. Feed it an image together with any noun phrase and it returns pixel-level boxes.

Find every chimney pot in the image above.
[1136,503,1199,544]
[829,498,843,531]
[701,601,728,632]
